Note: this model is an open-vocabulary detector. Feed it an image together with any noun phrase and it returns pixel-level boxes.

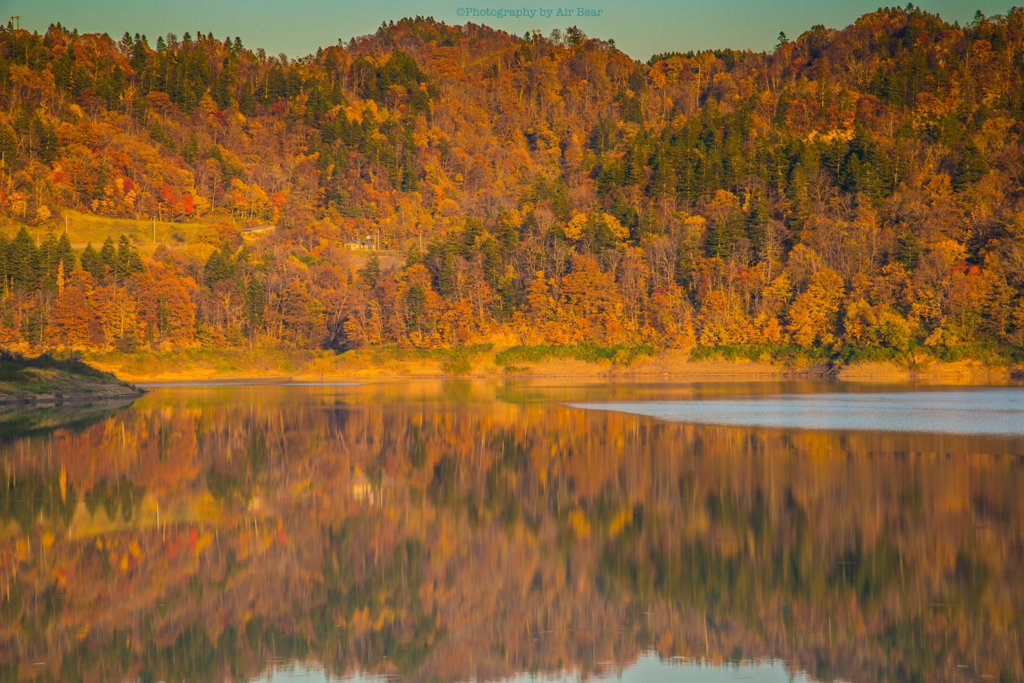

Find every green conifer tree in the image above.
[100,236,117,276]
[80,243,104,280]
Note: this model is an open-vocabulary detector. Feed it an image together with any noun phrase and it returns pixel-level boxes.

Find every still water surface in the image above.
[0,381,1021,683]
[569,388,1024,436]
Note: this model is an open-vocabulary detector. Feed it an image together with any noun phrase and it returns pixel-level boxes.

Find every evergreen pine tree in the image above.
[213,56,234,108]
[57,232,76,273]
[116,234,143,280]
[953,140,987,191]
[10,227,39,291]
[401,151,418,192]
[0,234,10,292]
[246,276,266,332]
[204,244,234,286]
[359,251,380,288]
[150,119,166,145]
[40,230,60,272]
[0,124,17,171]
[80,243,104,280]
[895,231,922,268]
[746,194,771,256]
[705,214,741,259]
[182,133,199,164]
[100,236,117,276]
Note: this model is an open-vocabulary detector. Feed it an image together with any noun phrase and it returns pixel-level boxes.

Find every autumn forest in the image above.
[0,8,1024,366]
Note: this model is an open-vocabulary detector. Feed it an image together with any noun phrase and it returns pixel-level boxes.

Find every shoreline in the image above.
[0,380,145,405]
[79,348,1023,386]
[0,352,146,405]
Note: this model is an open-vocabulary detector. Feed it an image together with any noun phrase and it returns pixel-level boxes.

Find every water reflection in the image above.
[259,655,814,682]
[0,381,1021,683]
[0,398,137,441]
[570,388,1024,436]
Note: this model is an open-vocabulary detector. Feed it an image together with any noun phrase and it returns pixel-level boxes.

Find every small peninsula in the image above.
[0,350,144,404]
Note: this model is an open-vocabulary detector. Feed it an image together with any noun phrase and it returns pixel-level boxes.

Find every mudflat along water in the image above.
[1,380,1021,683]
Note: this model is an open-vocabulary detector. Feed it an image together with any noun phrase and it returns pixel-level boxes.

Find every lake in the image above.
[0,380,1022,683]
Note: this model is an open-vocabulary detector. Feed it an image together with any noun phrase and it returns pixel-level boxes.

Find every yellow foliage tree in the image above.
[787,269,845,347]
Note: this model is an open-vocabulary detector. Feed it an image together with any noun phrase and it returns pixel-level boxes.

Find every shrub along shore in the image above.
[74,343,1024,384]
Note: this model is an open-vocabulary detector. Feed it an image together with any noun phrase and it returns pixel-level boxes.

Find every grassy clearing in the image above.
[493,343,659,367]
[0,211,225,249]
[61,211,215,247]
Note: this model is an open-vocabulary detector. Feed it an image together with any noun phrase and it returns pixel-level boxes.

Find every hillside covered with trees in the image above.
[1,8,1024,364]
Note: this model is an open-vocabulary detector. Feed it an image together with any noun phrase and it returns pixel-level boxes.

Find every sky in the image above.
[5,0,1016,61]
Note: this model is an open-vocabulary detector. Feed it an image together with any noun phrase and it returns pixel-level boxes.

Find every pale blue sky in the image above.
[4,0,1016,61]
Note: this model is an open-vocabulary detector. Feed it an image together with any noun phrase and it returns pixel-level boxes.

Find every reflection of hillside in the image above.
[0,398,137,440]
[0,383,1021,683]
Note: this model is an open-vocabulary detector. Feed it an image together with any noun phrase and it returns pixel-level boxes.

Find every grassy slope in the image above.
[0,212,220,249]
[60,210,207,247]
[0,351,141,401]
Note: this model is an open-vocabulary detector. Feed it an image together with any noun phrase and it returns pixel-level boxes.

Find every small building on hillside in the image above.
[345,240,376,251]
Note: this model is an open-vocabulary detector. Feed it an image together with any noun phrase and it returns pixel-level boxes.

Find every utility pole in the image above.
[8,16,20,30]
[64,213,68,235]
[153,216,156,244]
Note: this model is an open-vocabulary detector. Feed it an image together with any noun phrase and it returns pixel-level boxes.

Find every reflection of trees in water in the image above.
[0,398,137,441]
[0,385,1021,682]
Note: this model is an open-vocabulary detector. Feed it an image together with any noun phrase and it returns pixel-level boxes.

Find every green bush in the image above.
[934,342,1024,364]
[835,344,902,365]
[371,343,493,367]
[0,367,31,383]
[689,343,829,364]
[441,354,473,375]
[493,343,657,366]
